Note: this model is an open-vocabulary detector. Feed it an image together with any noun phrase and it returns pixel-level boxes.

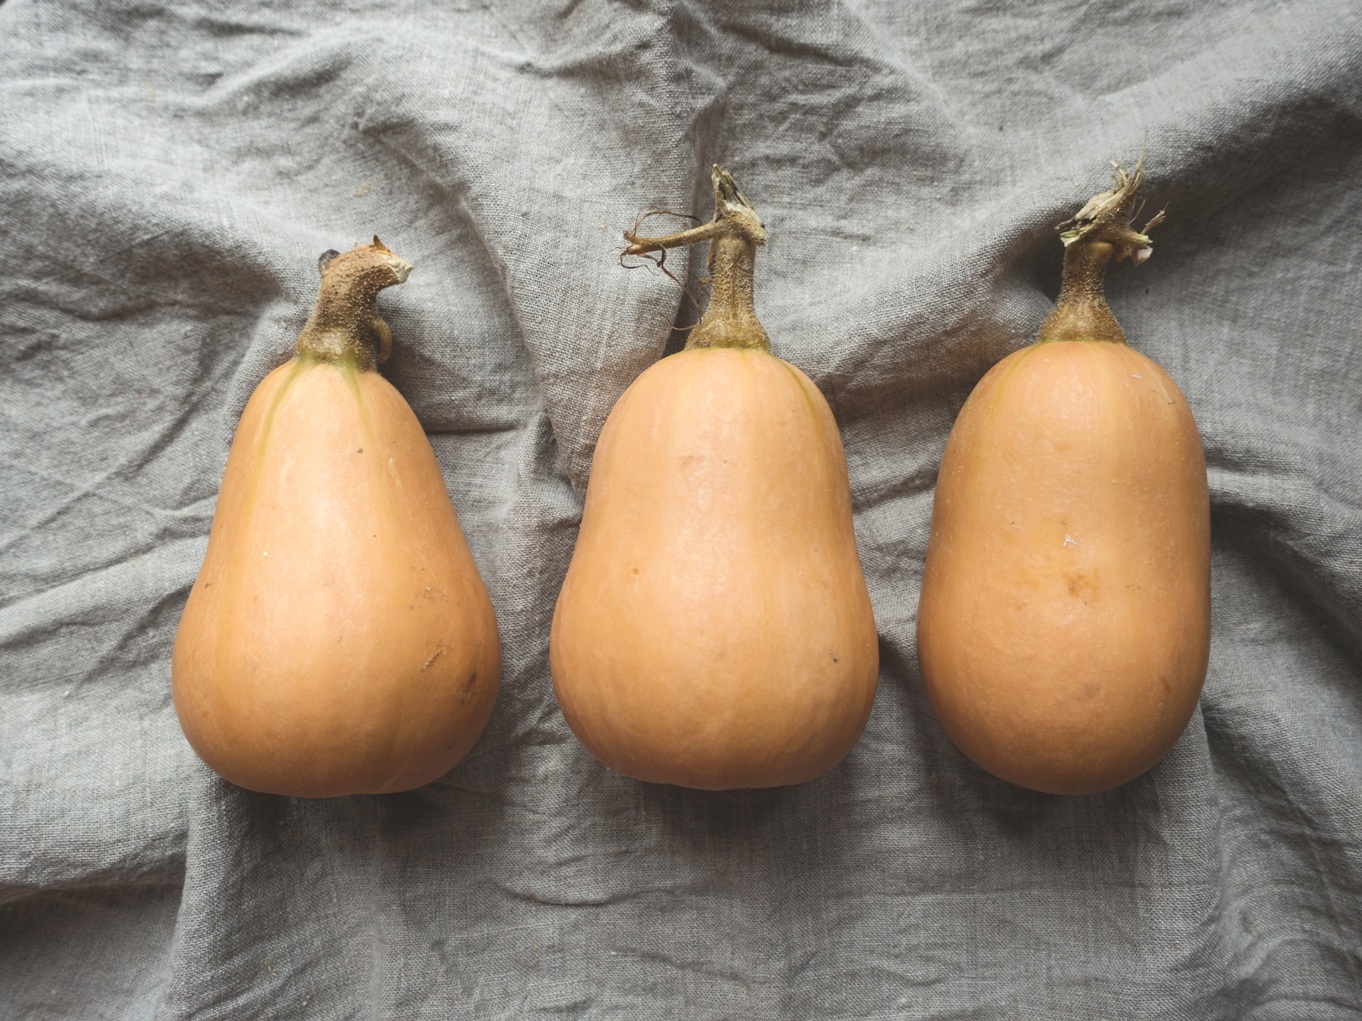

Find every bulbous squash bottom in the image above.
[172,358,501,797]
[916,341,1210,795]
[551,348,879,790]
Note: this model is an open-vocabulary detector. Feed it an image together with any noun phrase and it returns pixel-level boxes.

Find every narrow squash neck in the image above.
[1038,241,1124,344]
[687,232,768,350]
[294,238,412,370]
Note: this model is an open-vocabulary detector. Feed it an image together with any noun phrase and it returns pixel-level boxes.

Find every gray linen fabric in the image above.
[3,0,1361,1017]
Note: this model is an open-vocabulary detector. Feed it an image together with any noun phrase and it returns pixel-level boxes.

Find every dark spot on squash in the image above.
[458,671,478,703]
[1066,573,1096,597]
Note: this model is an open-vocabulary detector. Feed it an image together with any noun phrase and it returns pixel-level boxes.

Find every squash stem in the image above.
[624,166,770,351]
[1039,163,1164,345]
[295,237,413,369]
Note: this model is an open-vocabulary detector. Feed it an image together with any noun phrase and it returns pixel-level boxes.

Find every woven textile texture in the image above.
[2,1,1360,1018]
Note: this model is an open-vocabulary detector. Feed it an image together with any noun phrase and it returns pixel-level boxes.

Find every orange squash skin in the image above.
[172,356,501,797]
[916,340,1210,795]
[550,348,879,790]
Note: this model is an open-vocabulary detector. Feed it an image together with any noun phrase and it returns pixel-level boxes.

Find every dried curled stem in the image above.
[621,166,770,351]
[1057,161,1166,266]
[619,210,706,320]
[623,170,766,257]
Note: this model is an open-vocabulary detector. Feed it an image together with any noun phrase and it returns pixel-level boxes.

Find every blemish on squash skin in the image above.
[458,671,478,702]
[334,361,383,478]
[1066,573,1096,597]
[420,645,447,672]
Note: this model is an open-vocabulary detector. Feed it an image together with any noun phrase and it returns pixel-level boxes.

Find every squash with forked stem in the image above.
[550,167,879,791]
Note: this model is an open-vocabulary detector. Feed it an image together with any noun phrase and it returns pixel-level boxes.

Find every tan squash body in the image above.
[917,341,1209,794]
[916,168,1209,795]
[550,167,878,790]
[551,348,879,789]
[172,241,500,797]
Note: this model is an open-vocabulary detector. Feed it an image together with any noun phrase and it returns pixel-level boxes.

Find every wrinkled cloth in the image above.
[2,1,1361,1018]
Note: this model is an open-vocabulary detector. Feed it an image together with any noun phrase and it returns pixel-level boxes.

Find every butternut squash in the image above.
[550,167,879,790]
[917,167,1210,795]
[172,239,501,797]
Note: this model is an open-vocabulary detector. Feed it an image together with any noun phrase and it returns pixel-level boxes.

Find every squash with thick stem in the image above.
[916,166,1209,795]
[172,239,501,797]
[550,167,879,790]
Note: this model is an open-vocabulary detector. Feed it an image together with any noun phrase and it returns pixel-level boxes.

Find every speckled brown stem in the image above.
[294,237,413,369]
